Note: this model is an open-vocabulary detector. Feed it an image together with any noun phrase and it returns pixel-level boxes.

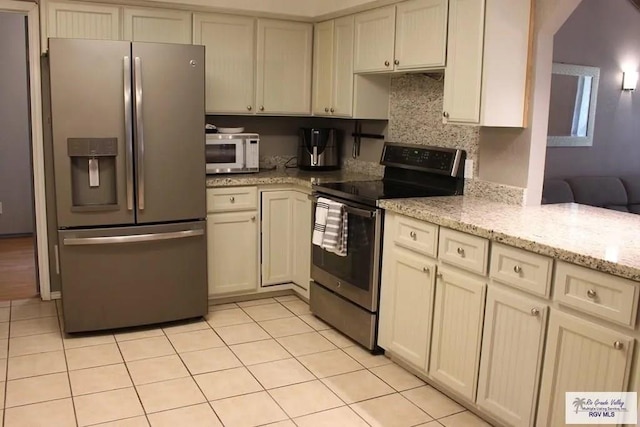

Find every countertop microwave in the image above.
[206,133,259,174]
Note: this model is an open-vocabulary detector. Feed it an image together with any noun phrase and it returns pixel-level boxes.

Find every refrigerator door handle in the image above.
[62,229,204,246]
[124,56,134,211]
[134,56,145,211]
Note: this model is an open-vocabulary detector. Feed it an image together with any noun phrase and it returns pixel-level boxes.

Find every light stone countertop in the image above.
[379,196,640,281]
[206,169,379,188]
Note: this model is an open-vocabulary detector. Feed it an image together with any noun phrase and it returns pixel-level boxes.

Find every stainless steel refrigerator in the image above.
[45,38,207,333]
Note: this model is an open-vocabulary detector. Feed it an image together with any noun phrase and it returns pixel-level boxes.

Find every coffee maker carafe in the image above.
[297,128,341,171]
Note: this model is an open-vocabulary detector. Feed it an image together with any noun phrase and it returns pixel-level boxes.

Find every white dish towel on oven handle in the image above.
[312,197,330,246]
[322,199,348,257]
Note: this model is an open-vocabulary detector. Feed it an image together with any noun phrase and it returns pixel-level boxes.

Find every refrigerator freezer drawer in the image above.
[59,221,207,333]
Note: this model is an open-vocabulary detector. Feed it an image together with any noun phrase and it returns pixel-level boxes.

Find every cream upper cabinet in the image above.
[442,0,484,124]
[261,190,293,285]
[313,16,355,117]
[443,0,532,126]
[429,265,486,401]
[207,210,258,295]
[353,0,447,73]
[123,8,191,43]
[353,6,395,73]
[536,310,635,427]
[379,245,437,369]
[45,1,121,45]
[477,287,548,427]
[256,19,313,115]
[394,0,447,70]
[291,191,312,294]
[193,13,255,114]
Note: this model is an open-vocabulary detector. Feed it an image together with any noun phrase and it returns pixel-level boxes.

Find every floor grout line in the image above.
[55,301,79,427]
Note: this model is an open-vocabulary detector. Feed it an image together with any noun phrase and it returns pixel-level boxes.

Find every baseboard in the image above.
[50,291,61,300]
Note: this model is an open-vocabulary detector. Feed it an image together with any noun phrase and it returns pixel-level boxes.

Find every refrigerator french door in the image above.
[47,39,207,332]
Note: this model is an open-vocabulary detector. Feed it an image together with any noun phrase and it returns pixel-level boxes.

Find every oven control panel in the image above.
[381,143,464,177]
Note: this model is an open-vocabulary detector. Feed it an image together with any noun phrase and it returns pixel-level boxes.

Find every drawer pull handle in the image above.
[613,341,624,350]
[409,231,417,240]
[456,247,465,256]
[230,196,235,203]
[423,267,429,273]
[586,289,597,299]
[513,265,522,274]
[530,308,540,316]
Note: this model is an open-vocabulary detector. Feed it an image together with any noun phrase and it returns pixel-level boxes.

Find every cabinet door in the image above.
[442,0,485,124]
[123,8,191,43]
[193,13,255,114]
[332,16,355,117]
[207,211,258,295]
[353,6,395,73]
[429,266,486,400]
[394,0,447,70]
[477,287,547,427]
[46,2,121,41]
[291,192,311,291]
[256,19,312,115]
[536,311,635,427]
[312,20,334,116]
[261,191,293,285]
[379,246,436,370]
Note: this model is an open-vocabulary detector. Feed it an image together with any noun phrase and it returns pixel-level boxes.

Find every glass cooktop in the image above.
[313,180,452,206]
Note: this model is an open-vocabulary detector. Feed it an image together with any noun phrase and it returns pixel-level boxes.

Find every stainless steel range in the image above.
[310,142,465,351]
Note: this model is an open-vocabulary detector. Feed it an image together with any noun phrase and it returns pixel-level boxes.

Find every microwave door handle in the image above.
[123,56,134,211]
[134,56,145,211]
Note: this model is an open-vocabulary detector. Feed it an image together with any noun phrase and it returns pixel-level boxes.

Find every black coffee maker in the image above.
[297,128,341,171]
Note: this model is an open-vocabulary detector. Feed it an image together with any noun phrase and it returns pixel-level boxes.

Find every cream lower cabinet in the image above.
[123,8,191,43]
[379,245,436,369]
[256,19,312,115]
[261,191,293,285]
[536,310,635,427]
[429,265,486,401]
[476,287,548,427]
[291,191,312,292]
[207,211,258,295]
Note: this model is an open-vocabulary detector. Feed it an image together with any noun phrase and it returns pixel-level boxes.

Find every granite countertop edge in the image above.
[379,197,640,282]
[205,169,380,188]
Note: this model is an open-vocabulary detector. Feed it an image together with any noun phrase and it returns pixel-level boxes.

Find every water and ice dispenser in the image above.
[67,138,118,210]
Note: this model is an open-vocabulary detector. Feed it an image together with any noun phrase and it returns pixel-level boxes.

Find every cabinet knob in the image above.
[513,265,522,274]
[230,196,235,203]
[613,341,624,350]
[456,247,465,256]
[586,289,597,299]
[443,111,450,119]
[336,281,342,288]
[259,105,264,111]
[394,59,399,65]
[251,216,256,222]
[325,107,329,112]
[436,272,443,279]
[409,231,417,240]
[423,266,430,273]
[530,308,540,316]
[384,60,390,67]
[330,107,335,113]
[247,105,252,111]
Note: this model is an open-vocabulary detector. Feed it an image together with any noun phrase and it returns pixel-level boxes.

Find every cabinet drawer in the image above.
[393,214,438,257]
[553,262,639,328]
[207,187,258,213]
[438,228,489,275]
[490,243,553,297]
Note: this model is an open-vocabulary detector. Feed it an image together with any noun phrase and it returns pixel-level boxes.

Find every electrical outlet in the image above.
[464,160,474,179]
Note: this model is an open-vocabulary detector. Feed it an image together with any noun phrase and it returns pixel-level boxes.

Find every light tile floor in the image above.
[0,296,494,427]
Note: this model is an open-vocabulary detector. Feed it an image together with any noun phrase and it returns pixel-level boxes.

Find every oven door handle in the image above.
[309,195,377,218]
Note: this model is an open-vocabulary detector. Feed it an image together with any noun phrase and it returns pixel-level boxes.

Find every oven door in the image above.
[205,140,245,173]
[310,195,382,312]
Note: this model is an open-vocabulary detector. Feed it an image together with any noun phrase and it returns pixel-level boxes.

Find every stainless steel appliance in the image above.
[44,38,207,333]
[206,133,259,174]
[298,128,341,170]
[311,143,465,351]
